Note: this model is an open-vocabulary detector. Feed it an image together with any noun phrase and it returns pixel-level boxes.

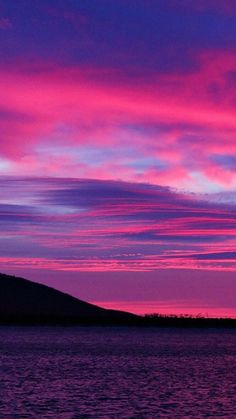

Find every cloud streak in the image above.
[0,50,235,191]
[0,177,235,273]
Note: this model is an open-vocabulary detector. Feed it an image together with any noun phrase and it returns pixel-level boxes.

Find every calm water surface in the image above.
[0,327,235,418]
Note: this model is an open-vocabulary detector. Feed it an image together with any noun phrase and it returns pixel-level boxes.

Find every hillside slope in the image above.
[0,273,137,324]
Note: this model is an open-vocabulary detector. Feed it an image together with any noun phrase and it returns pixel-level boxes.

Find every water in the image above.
[0,327,235,418]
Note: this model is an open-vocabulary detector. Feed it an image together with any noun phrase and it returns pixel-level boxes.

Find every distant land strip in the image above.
[0,273,235,328]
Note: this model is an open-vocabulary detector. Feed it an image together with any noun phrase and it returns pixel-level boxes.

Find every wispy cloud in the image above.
[0,49,235,191]
[0,177,235,272]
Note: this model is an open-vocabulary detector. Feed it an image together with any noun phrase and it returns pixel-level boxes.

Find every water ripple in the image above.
[0,327,235,417]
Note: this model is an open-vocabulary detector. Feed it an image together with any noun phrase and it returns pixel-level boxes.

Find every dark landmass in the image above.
[0,273,235,327]
[0,273,138,325]
[143,313,236,328]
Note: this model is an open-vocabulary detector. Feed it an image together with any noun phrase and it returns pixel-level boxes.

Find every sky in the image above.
[0,0,236,317]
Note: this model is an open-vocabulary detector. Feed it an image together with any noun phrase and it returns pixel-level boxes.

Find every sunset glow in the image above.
[0,0,236,316]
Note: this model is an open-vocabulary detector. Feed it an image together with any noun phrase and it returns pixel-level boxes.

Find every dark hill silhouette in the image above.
[0,273,138,325]
[0,272,235,327]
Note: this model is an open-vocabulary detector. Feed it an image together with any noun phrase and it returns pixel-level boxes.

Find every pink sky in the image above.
[0,1,236,317]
